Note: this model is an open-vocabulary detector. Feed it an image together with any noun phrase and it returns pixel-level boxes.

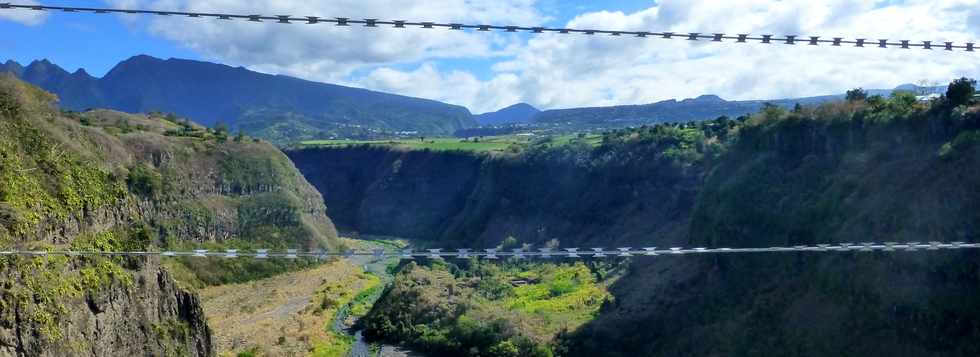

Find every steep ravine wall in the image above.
[288,104,980,356]
[0,258,212,356]
[287,146,700,248]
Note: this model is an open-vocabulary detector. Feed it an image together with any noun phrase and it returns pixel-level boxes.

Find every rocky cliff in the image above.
[0,74,338,355]
[290,95,980,356]
[287,144,699,248]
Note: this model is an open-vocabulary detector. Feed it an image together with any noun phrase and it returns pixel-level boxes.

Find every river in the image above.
[334,239,425,357]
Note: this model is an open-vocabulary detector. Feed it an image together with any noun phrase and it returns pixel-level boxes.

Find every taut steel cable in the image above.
[0,3,976,53]
[2,242,978,261]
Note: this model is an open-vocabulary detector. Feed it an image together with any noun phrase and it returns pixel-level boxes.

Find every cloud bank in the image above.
[102,0,980,113]
[0,0,47,25]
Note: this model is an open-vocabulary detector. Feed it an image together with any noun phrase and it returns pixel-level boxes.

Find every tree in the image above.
[214,120,229,135]
[499,236,519,250]
[946,77,977,107]
[234,130,246,142]
[126,164,162,197]
[792,103,803,113]
[487,340,520,357]
[116,118,132,133]
[845,88,868,102]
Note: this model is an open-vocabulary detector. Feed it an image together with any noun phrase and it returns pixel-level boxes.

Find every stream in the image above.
[333,240,423,357]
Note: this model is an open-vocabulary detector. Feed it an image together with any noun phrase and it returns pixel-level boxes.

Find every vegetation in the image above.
[348,272,383,318]
[559,81,980,356]
[199,259,379,357]
[0,229,142,340]
[0,74,339,353]
[945,77,977,107]
[160,240,323,289]
[361,259,618,356]
[127,163,163,197]
[299,133,604,154]
[307,78,980,356]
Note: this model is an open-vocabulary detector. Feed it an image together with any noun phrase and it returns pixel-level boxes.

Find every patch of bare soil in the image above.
[200,259,369,356]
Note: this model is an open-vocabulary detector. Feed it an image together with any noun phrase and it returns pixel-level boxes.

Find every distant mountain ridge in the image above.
[530,86,945,126]
[1,56,951,140]
[0,55,476,143]
[474,102,540,125]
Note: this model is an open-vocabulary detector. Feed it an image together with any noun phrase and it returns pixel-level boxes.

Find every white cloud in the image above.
[0,1,47,26]
[109,0,980,113]
[358,63,522,113]
[472,0,980,111]
[107,0,544,82]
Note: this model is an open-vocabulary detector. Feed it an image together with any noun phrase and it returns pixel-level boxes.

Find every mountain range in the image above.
[1,55,948,143]
[0,56,475,143]
[530,88,945,126]
[473,102,540,125]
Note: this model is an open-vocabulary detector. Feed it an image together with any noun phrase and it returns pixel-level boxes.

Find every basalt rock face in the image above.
[1,259,212,356]
[287,145,700,248]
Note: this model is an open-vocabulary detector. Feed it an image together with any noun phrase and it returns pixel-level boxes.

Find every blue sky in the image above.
[0,0,651,77]
[1,1,193,75]
[2,1,980,113]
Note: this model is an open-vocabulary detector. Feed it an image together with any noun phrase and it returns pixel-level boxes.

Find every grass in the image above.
[502,263,608,333]
[549,133,604,147]
[301,136,521,152]
[349,272,383,318]
[363,260,613,355]
[300,133,604,154]
[201,260,377,357]
[160,239,324,289]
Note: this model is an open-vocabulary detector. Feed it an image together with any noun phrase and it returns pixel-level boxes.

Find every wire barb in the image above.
[0,2,974,57]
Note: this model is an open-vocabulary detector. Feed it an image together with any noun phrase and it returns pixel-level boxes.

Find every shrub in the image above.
[845,88,868,102]
[946,77,977,107]
[126,164,162,197]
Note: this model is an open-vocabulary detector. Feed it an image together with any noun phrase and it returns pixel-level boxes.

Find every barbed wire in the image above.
[1,3,976,53]
[2,241,977,260]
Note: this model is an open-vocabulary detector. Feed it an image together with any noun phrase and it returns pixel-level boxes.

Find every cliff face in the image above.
[1,259,211,356]
[289,98,980,356]
[0,75,338,355]
[562,108,980,357]
[287,145,699,247]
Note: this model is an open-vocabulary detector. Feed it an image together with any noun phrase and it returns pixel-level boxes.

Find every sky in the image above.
[2,0,980,114]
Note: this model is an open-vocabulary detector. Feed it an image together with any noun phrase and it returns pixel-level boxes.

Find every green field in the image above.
[300,133,602,153]
[301,136,524,152]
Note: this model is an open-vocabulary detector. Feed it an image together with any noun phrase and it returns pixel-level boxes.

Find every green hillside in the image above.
[0,75,339,355]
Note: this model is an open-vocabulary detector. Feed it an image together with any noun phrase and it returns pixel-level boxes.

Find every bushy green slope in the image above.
[361,259,619,357]
[565,92,980,356]
[0,75,339,355]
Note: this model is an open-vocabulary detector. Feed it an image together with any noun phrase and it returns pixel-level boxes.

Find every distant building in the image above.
[916,93,941,102]
[515,132,536,137]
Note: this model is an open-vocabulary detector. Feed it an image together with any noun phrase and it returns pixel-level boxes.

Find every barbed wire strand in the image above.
[1,242,977,260]
[0,3,976,53]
